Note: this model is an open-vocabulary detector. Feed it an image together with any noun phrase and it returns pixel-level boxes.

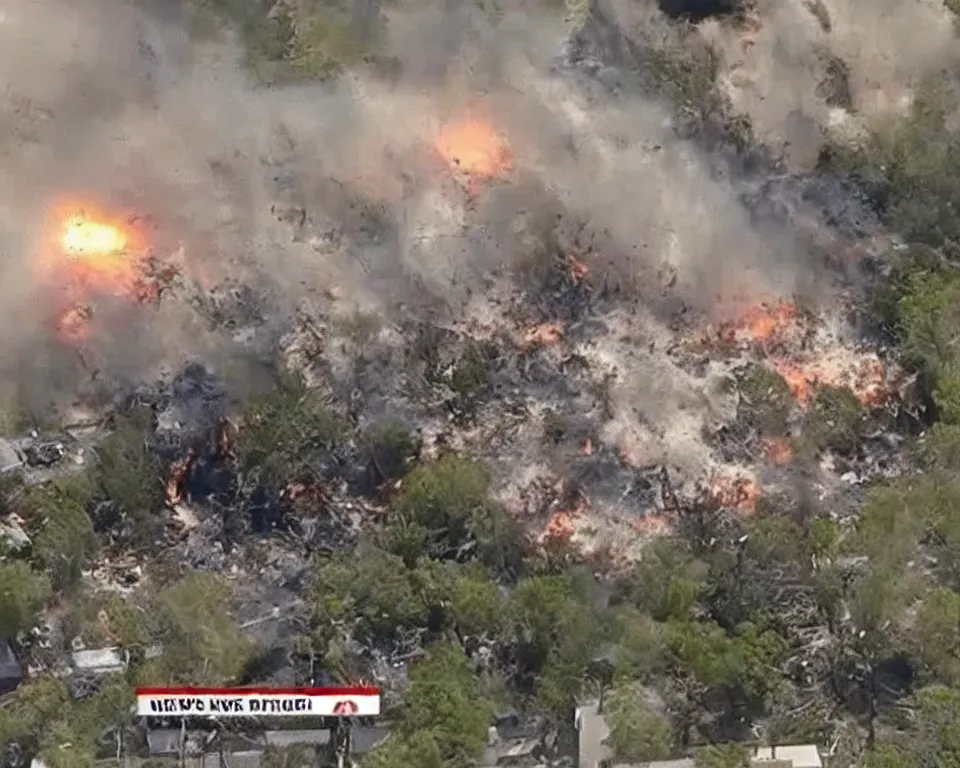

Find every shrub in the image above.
[25,475,98,592]
[0,560,51,639]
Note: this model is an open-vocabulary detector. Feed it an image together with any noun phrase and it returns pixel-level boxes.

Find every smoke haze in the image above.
[0,0,948,430]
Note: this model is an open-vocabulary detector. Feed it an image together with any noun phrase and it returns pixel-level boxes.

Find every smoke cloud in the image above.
[0,0,944,450]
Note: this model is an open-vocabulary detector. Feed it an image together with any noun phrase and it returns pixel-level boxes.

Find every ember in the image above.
[57,304,94,342]
[436,119,513,187]
[764,437,793,465]
[706,472,760,510]
[722,299,801,345]
[523,322,564,347]
[629,513,671,535]
[166,449,196,507]
[770,351,889,409]
[542,508,579,542]
[541,490,590,543]
[567,255,590,285]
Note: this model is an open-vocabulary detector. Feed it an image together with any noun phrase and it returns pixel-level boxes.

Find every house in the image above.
[0,639,23,694]
[72,647,129,676]
[607,744,822,768]
[751,745,822,768]
[574,698,822,768]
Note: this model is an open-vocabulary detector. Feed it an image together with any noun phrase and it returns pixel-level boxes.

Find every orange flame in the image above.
[770,354,888,409]
[764,437,793,465]
[543,508,579,542]
[38,203,150,343]
[568,255,590,285]
[56,305,93,343]
[706,472,760,511]
[436,120,513,185]
[541,491,590,543]
[54,208,144,295]
[721,299,800,345]
[165,449,195,506]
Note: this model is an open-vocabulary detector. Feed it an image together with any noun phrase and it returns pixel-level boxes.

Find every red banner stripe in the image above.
[135,687,380,696]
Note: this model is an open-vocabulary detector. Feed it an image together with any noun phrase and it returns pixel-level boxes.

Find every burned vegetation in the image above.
[2,0,960,767]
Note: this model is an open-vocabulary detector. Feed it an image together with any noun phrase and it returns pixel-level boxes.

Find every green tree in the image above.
[398,643,494,766]
[610,607,665,682]
[96,409,164,539]
[911,685,960,765]
[864,743,920,768]
[604,683,674,762]
[390,455,522,573]
[621,537,706,622]
[362,731,444,768]
[802,385,863,455]
[234,378,345,487]
[449,564,504,640]
[139,571,254,685]
[0,560,50,638]
[24,474,97,592]
[695,743,751,768]
[36,675,134,767]
[916,588,960,683]
[737,364,794,436]
[0,676,69,759]
[365,422,416,483]
[313,547,437,644]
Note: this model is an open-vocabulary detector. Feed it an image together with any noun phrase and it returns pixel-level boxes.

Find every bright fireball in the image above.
[61,213,128,256]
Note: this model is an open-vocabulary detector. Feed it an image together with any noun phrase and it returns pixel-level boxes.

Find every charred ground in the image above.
[1,0,960,767]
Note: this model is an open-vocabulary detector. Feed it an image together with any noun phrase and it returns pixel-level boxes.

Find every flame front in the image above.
[166,449,195,506]
[62,214,128,256]
[37,204,150,343]
[735,300,799,343]
[56,210,141,295]
[706,472,760,511]
[436,120,513,183]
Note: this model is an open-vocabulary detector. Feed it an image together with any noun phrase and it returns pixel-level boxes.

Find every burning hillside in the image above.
[33,205,181,345]
[435,118,515,197]
[2,0,955,763]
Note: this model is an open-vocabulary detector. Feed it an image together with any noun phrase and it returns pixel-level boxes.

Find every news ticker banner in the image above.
[135,686,381,718]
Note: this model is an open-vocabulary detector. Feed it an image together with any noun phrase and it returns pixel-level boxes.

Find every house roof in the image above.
[72,647,127,673]
[753,745,822,768]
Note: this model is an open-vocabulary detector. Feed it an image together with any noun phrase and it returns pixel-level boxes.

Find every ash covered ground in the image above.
[0,0,926,554]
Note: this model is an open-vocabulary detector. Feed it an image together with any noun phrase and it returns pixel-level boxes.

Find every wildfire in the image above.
[770,352,888,408]
[62,213,128,256]
[55,208,143,295]
[737,300,799,342]
[436,119,513,190]
[567,255,590,285]
[57,304,94,343]
[541,490,590,544]
[36,203,152,344]
[715,299,803,347]
[542,508,579,542]
[524,321,564,348]
[165,449,195,507]
[705,472,760,511]
[764,437,793,465]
